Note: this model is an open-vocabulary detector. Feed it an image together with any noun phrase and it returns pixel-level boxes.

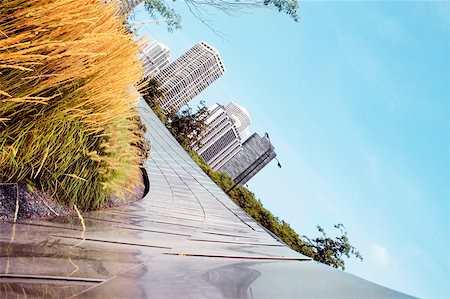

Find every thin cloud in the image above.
[372,244,390,267]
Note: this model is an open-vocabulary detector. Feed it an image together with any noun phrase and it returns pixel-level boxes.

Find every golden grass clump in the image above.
[0,0,146,210]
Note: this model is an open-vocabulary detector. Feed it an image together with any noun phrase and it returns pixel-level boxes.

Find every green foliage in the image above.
[140,78,167,123]
[142,0,299,32]
[143,0,181,32]
[302,224,363,270]
[130,115,152,163]
[185,147,212,174]
[165,103,210,149]
[263,0,299,21]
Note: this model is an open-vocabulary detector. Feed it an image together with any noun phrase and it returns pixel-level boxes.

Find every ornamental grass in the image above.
[0,0,146,210]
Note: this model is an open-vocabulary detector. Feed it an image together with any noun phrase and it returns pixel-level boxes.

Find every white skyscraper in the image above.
[225,102,251,137]
[138,39,170,78]
[193,103,241,170]
[155,42,225,113]
[194,102,251,170]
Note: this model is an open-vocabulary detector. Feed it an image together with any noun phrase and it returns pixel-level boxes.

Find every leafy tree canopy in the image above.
[303,224,363,270]
[141,0,299,32]
[165,103,210,148]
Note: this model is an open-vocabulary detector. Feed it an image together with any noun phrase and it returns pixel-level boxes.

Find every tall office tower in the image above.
[218,133,277,185]
[155,42,226,113]
[225,102,251,137]
[138,39,171,78]
[193,103,242,170]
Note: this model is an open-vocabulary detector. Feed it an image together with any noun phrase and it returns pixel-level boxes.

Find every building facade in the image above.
[225,102,251,137]
[193,103,242,170]
[138,39,170,78]
[155,42,225,113]
[218,133,276,185]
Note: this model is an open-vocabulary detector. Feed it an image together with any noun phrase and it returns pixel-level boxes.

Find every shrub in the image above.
[0,0,145,210]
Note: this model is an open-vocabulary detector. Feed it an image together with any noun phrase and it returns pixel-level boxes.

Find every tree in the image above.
[165,103,210,149]
[142,0,299,32]
[139,78,210,148]
[302,224,363,270]
[142,0,182,32]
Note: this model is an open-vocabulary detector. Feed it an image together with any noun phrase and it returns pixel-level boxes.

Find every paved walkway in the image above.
[0,99,414,298]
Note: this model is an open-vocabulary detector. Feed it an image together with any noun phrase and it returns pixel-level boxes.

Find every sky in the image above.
[132,1,449,298]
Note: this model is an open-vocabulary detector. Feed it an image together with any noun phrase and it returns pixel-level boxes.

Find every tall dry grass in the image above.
[0,0,146,210]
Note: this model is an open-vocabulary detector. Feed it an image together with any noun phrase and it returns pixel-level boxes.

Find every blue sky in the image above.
[132,1,449,297]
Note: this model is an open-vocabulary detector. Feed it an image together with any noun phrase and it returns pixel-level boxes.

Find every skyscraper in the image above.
[225,102,251,137]
[218,133,277,185]
[138,39,170,78]
[155,42,225,113]
[193,103,242,170]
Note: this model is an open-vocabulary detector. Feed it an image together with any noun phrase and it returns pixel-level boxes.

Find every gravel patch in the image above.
[0,168,148,222]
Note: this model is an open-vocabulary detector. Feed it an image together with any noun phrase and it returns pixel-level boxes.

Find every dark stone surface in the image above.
[0,172,146,222]
[0,183,73,221]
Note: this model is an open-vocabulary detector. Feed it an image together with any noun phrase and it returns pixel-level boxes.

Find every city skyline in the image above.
[132,2,449,298]
[139,38,276,182]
